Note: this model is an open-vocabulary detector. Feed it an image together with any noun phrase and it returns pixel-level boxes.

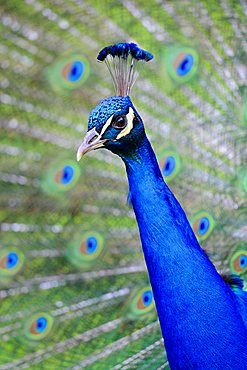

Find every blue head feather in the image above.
[87,95,145,159]
[88,96,132,132]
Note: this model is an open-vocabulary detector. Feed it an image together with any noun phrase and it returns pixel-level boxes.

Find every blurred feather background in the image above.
[0,0,246,369]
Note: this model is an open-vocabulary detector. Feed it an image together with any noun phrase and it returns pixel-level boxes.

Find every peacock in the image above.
[0,0,247,369]
[77,42,247,369]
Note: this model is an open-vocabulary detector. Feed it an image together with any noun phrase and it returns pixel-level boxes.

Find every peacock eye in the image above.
[111,115,127,129]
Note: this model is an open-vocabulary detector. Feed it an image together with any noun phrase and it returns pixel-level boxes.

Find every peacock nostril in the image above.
[88,135,98,144]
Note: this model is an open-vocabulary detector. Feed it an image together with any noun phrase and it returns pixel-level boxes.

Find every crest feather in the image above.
[97,42,153,96]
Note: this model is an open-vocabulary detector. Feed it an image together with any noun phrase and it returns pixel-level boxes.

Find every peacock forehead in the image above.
[88,95,133,132]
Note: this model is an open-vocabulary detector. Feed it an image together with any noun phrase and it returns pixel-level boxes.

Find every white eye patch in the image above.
[116,107,135,140]
[99,114,114,136]
[98,107,135,140]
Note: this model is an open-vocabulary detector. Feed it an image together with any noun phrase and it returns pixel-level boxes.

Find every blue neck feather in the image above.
[122,134,247,369]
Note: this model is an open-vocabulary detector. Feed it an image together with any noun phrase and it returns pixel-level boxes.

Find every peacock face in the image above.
[77,95,144,160]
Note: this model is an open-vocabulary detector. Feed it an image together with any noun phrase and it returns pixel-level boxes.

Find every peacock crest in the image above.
[97,42,153,96]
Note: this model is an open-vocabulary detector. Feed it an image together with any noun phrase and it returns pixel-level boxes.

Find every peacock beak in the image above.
[77,127,107,161]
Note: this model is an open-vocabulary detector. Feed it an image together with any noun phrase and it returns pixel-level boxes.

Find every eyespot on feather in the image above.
[127,286,155,319]
[229,243,247,276]
[42,159,81,194]
[159,150,182,183]
[162,46,199,84]
[67,231,105,268]
[190,211,215,241]
[0,247,25,277]
[46,52,90,93]
[24,312,54,341]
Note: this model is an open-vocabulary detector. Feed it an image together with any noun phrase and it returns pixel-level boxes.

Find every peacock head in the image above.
[77,43,153,161]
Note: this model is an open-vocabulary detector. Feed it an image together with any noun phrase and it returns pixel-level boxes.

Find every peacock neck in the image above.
[122,134,217,287]
[123,133,204,263]
[122,133,246,368]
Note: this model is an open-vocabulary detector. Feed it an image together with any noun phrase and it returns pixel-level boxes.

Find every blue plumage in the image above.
[123,134,247,369]
[77,43,247,369]
[88,96,132,132]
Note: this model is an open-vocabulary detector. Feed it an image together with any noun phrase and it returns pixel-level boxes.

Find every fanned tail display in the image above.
[0,1,246,369]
